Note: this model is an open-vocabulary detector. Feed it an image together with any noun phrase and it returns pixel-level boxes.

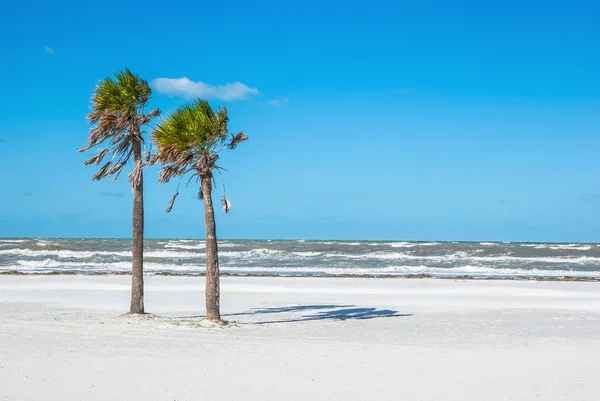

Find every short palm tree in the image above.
[79,69,160,315]
[153,99,247,322]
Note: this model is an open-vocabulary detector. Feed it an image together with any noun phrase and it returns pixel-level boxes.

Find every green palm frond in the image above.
[80,69,160,183]
[88,69,152,122]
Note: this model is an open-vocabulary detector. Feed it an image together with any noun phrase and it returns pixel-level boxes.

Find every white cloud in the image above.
[44,46,55,54]
[151,77,261,101]
[267,97,289,107]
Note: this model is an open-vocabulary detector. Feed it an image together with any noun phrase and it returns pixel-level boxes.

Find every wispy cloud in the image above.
[100,191,124,198]
[44,46,55,54]
[151,77,261,101]
[581,193,600,202]
[267,98,289,108]
[252,214,284,221]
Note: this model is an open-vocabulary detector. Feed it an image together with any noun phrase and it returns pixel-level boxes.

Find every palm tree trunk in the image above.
[130,140,145,314]
[201,175,220,322]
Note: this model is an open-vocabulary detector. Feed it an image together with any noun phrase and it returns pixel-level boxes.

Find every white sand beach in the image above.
[1,275,599,400]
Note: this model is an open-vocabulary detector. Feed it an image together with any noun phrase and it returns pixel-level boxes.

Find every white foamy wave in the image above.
[0,249,131,258]
[8,259,202,273]
[521,244,549,249]
[37,241,60,247]
[479,242,496,246]
[389,242,417,248]
[382,242,438,247]
[164,243,205,249]
[385,242,441,248]
[324,251,600,265]
[292,251,323,257]
[217,265,600,279]
[548,244,592,251]
[4,260,600,279]
[220,249,288,258]
[520,243,593,251]
[146,250,204,258]
[164,241,236,249]
[0,248,205,259]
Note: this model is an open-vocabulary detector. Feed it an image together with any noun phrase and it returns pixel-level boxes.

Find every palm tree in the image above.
[152,99,247,322]
[79,69,160,315]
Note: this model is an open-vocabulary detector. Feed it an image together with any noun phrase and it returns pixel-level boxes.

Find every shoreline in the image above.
[2,270,600,282]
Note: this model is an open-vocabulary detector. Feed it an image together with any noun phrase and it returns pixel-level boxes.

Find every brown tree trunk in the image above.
[201,175,220,322]
[130,140,145,314]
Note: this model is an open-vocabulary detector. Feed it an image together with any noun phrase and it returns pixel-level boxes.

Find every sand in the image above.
[1,275,599,400]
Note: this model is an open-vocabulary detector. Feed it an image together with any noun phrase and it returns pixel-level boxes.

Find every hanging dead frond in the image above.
[228,131,248,149]
[83,147,110,166]
[92,161,112,181]
[139,109,161,126]
[106,161,127,181]
[158,163,191,183]
[221,196,231,213]
[165,192,179,213]
[128,165,143,187]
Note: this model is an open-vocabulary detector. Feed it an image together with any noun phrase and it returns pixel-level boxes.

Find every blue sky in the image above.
[0,0,598,242]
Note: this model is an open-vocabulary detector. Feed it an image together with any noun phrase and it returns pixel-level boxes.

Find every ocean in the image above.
[1,238,600,280]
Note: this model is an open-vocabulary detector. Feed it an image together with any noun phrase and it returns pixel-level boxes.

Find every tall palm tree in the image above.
[153,99,247,322]
[79,69,160,315]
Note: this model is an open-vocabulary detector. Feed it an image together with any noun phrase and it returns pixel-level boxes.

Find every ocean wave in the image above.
[195,265,600,278]
[292,251,323,257]
[37,241,60,247]
[368,242,439,248]
[549,245,592,251]
[3,246,599,266]
[0,248,205,259]
[219,249,289,258]
[218,265,600,278]
[3,260,600,279]
[10,259,201,272]
[164,243,205,249]
[389,242,417,248]
[324,251,600,265]
[520,243,593,251]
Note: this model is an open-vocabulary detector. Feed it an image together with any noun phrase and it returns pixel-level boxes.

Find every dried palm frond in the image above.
[221,196,231,213]
[128,165,143,187]
[228,131,248,149]
[92,161,112,181]
[165,192,179,213]
[83,147,110,166]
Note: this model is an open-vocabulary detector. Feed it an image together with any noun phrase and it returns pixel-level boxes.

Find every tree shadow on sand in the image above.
[224,304,412,325]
